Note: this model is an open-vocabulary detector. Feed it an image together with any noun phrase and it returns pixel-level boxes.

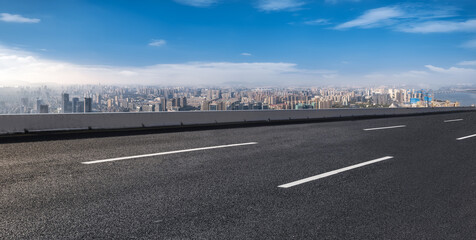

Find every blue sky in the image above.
[0,0,475,87]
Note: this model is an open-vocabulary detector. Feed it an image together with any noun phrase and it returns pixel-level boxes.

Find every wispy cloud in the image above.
[335,7,403,29]
[458,60,476,66]
[400,19,476,33]
[149,39,167,47]
[461,39,476,48]
[0,13,40,23]
[241,53,252,56]
[257,0,306,12]
[304,19,330,25]
[425,64,476,74]
[174,0,218,7]
[334,5,471,33]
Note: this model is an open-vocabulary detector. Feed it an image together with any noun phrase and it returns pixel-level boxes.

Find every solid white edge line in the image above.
[363,125,406,131]
[444,119,463,123]
[278,156,394,188]
[456,134,476,141]
[82,142,258,164]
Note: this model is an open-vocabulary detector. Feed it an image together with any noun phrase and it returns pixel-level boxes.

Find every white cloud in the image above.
[149,39,167,47]
[0,45,338,87]
[174,0,218,7]
[400,19,476,33]
[304,19,330,25]
[0,13,40,23]
[257,0,305,11]
[241,53,252,56]
[425,64,476,74]
[458,60,476,66]
[1,45,474,88]
[462,39,476,49]
[333,5,471,33]
[335,7,403,29]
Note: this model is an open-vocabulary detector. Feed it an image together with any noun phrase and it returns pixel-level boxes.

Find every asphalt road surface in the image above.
[1,112,476,239]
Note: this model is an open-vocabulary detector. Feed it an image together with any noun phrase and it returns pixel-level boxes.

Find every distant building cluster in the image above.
[61,93,92,113]
[0,85,464,114]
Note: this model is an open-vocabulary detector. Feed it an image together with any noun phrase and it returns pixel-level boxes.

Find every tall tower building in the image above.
[84,97,92,112]
[62,93,72,113]
[181,97,187,108]
[36,99,43,112]
[159,97,167,111]
[76,101,84,112]
[72,97,79,113]
[201,100,210,111]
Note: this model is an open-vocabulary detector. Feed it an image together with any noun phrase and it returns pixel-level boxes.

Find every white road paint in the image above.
[444,119,463,123]
[456,134,476,141]
[278,156,394,188]
[363,125,406,131]
[82,142,258,164]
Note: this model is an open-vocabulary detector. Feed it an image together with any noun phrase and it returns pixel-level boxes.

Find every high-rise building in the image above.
[77,101,84,112]
[154,103,163,112]
[84,97,92,112]
[36,99,42,112]
[181,97,187,108]
[62,93,72,113]
[221,101,228,110]
[39,105,49,113]
[373,94,390,105]
[72,97,79,113]
[159,97,167,111]
[318,100,332,109]
[201,100,210,111]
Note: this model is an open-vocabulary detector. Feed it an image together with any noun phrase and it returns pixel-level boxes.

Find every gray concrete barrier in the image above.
[0,107,474,135]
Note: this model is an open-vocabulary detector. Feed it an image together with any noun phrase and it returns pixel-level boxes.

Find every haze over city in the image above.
[1,0,475,87]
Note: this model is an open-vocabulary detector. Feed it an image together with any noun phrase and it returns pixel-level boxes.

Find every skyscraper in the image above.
[84,97,92,112]
[201,100,210,111]
[36,99,42,112]
[77,101,84,112]
[72,97,79,113]
[159,97,167,111]
[180,97,187,108]
[62,93,72,113]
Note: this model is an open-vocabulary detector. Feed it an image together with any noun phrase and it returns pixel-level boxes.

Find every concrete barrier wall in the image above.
[0,107,474,135]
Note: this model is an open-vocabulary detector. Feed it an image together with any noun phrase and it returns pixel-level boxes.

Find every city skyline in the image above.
[1,84,469,115]
[0,0,475,87]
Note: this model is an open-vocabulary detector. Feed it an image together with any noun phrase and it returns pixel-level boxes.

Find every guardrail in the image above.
[0,107,474,135]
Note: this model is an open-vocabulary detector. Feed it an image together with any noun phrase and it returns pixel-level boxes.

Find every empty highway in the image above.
[1,111,476,239]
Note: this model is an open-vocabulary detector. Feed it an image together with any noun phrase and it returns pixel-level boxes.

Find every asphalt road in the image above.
[1,112,476,239]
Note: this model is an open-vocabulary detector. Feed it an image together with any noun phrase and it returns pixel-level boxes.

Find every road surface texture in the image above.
[1,112,476,239]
